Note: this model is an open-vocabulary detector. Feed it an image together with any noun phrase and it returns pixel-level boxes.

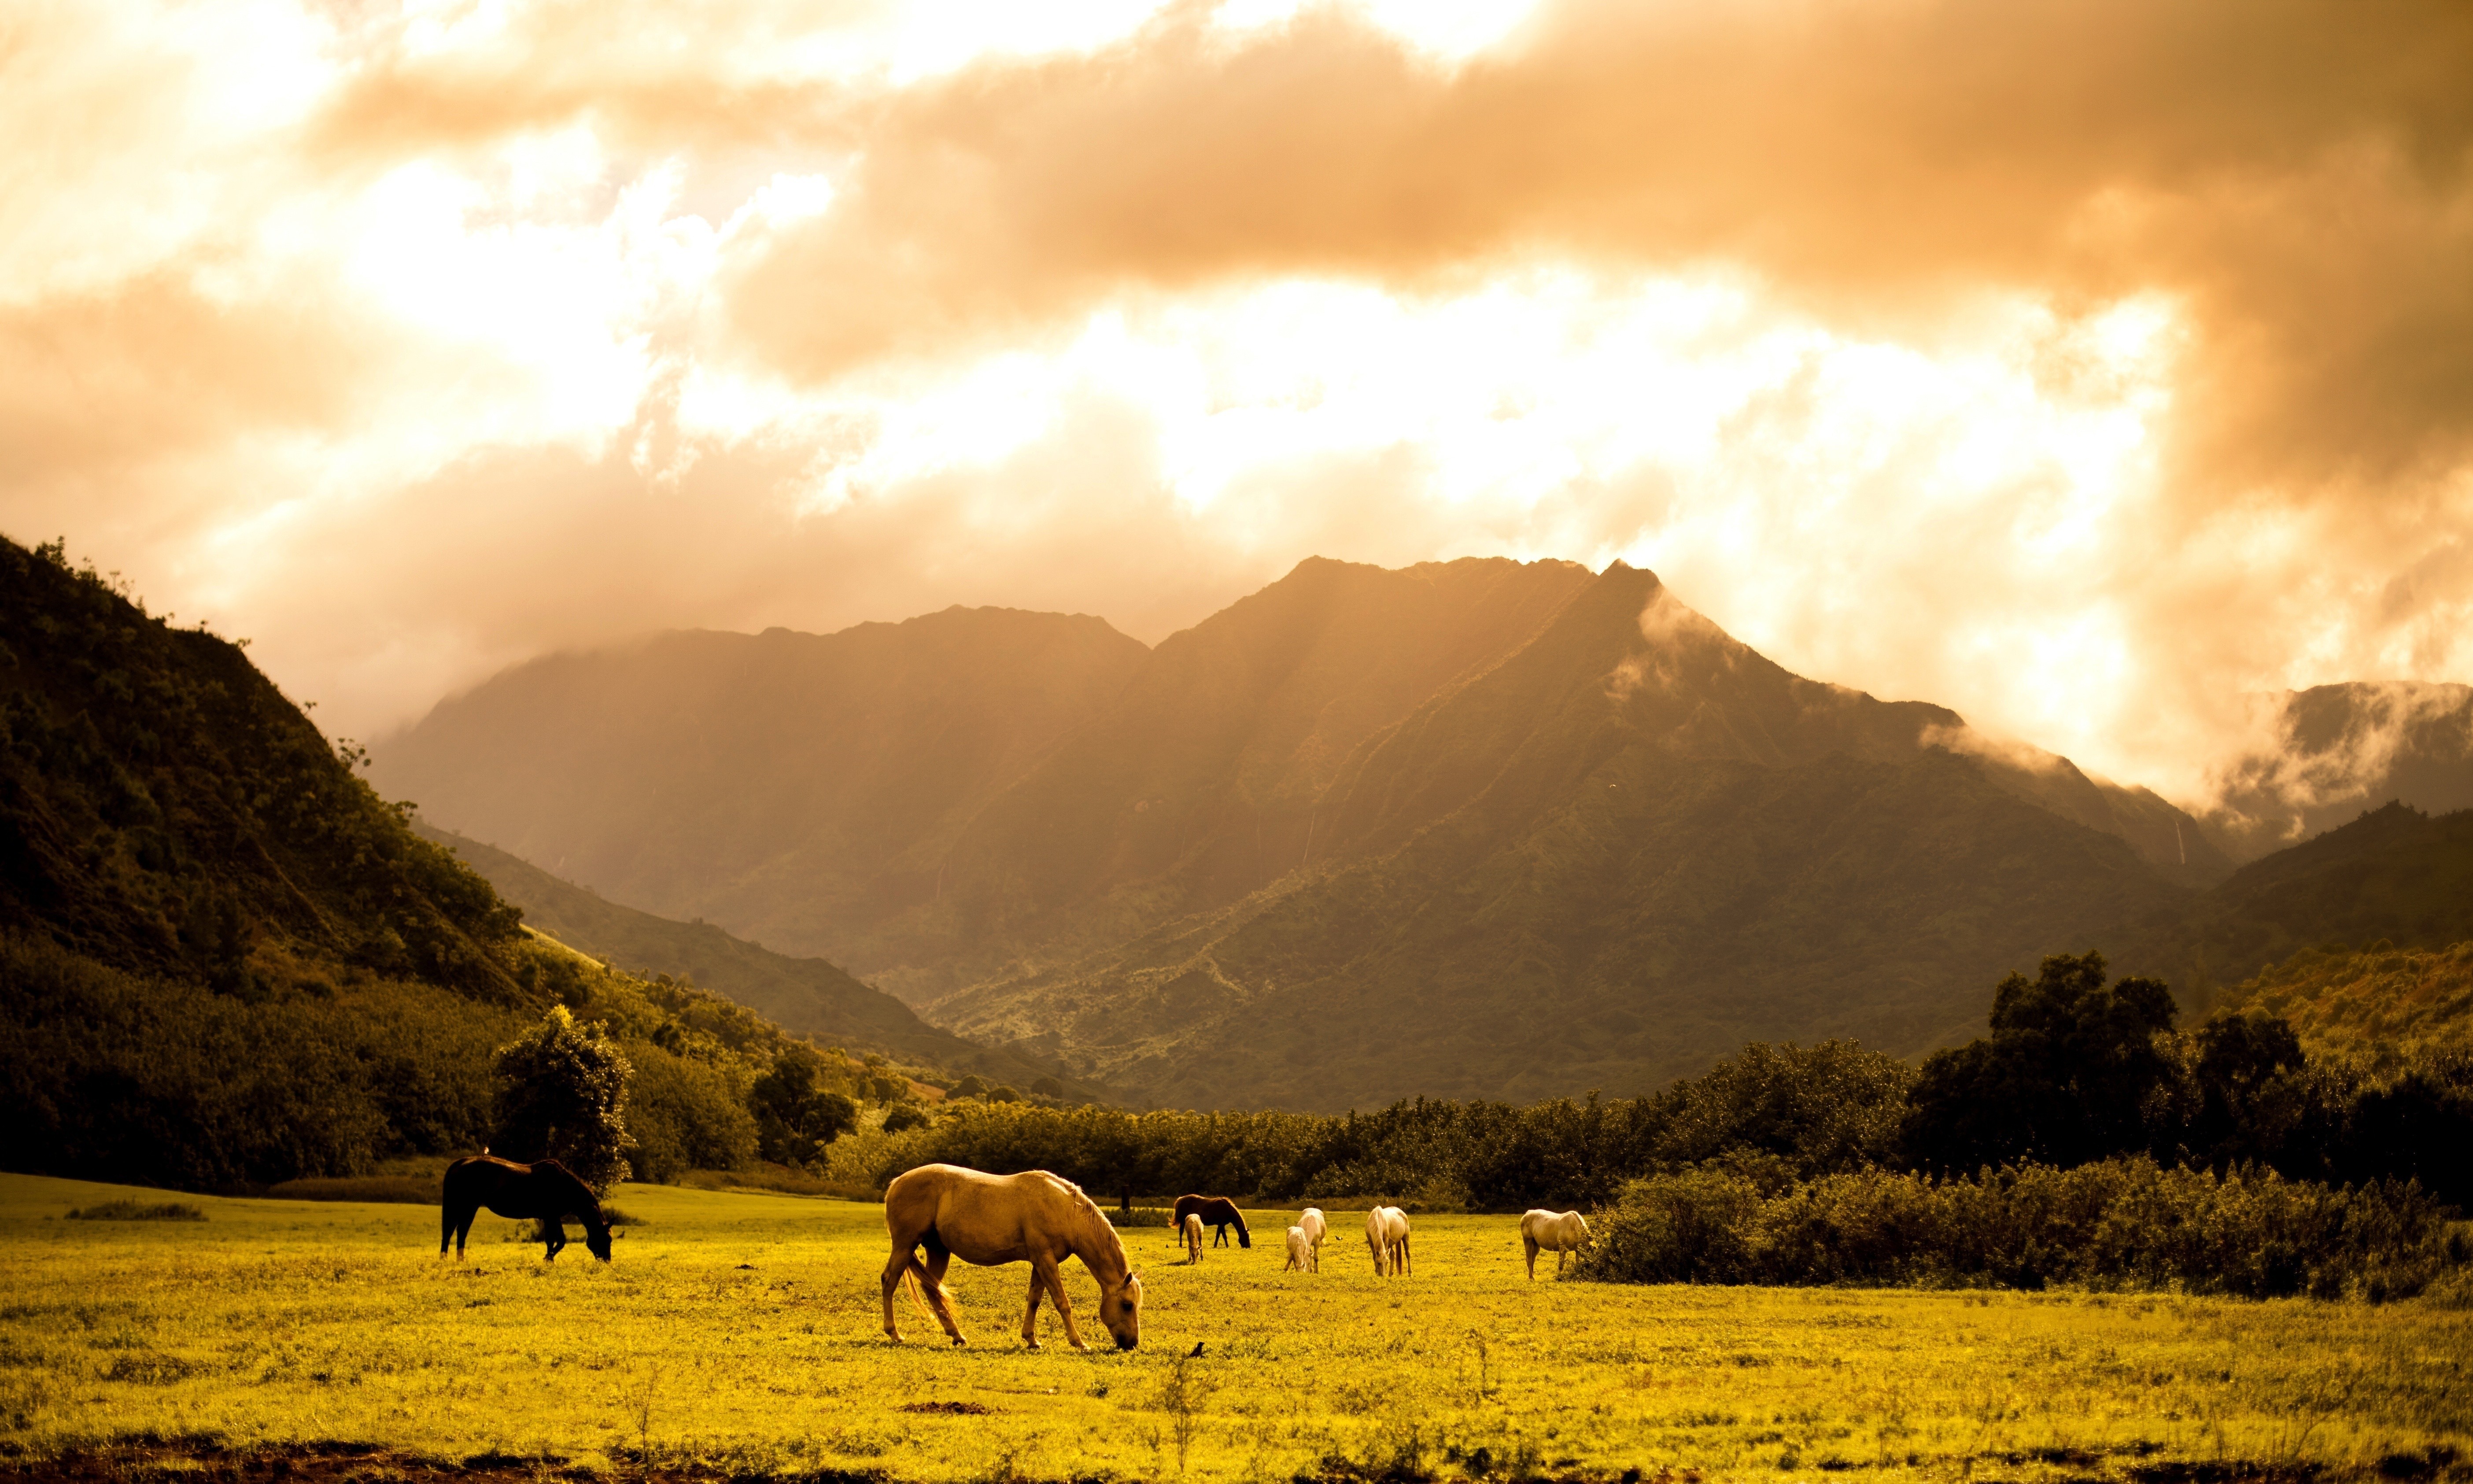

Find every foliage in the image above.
[1572,1155,2466,1300]
[748,1050,860,1166]
[1902,952,2178,1170]
[489,1006,634,1192]
[6,1171,2469,1482]
[2217,937,2473,1054]
[0,535,525,1004]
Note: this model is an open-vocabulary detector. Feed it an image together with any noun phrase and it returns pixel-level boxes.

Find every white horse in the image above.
[1283,1225,1310,1271]
[1298,1207,1326,1271]
[1520,1208,1591,1279]
[1366,1206,1411,1276]
[1180,1213,1205,1265]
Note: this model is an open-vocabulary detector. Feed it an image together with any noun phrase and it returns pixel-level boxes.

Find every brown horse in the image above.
[440,1154,614,1262]
[1172,1193,1251,1248]
[881,1164,1143,1351]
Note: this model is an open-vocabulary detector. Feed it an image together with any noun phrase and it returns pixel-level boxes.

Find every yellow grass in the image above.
[1,1172,2466,1481]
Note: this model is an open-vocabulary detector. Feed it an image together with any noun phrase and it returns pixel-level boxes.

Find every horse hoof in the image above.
[951,1337,967,1347]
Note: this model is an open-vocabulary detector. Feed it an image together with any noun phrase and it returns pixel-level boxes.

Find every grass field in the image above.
[1,1173,2466,1483]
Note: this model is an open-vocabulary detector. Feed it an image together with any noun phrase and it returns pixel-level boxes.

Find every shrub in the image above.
[1572,1155,2463,1299]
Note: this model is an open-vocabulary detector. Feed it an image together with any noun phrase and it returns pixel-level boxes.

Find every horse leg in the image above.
[1019,1267,1047,1350]
[1399,1235,1411,1277]
[440,1200,460,1259]
[1524,1234,1539,1280]
[880,1245,916,1341]
[1036,1255,1088,1351]
[920,1250,966,1346]
[454,1207,480,1260]
[542,1219,567,1262]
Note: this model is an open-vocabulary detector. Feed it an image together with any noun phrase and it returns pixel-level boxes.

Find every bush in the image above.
[491,1005,633,1193]
[627,1044,758,1183]
[1572,1155,2464,1299]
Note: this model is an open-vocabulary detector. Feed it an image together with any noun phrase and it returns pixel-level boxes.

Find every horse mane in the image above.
[1050,1176,1131,1283]
[531,1159,605,1224]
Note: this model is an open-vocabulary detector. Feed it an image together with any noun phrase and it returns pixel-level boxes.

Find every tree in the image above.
[1901,952,2177,1172]
[749,1050,860,1165]
[491,1005,634,1193]
[882,1102,933,1134]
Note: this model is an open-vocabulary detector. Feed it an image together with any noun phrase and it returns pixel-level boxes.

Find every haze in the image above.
[7,0,2469,805]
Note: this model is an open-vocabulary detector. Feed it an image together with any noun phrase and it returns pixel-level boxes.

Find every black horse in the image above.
[1172,1194,1251,1248]
[440,1154,615,1262]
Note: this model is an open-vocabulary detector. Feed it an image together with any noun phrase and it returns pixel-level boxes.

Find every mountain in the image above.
[415,822,1093,1095]
[2105,803,2473,1008]
[929,563,2200,1107]
[2202,683,2473,861]
[0,536,523,1002]
[371,605,1150,970]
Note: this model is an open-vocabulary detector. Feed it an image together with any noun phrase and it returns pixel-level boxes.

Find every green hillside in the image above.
[933,565,2194,1108]
[2105,803,2473,1008]
[415,823,1094,1096]
[2216,939,2473,1055]
[0,535,922,1190]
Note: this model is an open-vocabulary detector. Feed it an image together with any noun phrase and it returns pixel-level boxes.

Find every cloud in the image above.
[3,0,2470,817]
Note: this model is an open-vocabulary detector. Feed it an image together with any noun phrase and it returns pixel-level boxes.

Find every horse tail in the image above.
[903,1263,938,1321]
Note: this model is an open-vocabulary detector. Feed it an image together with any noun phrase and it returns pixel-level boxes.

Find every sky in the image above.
[5,0,2470,805]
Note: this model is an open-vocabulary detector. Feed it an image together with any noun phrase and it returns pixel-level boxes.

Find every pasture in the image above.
[0,1173,2466,1483]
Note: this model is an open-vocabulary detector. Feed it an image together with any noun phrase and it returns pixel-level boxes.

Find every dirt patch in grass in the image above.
[64,1202,204,1222]
[0,1439,893,1484]
[893,1401,991,1416]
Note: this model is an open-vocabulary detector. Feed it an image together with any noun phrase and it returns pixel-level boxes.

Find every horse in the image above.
[880,1163,1144,1351]
[1172,1194,1251,1248]
[439,1154,614,1263]
[1299,1207,1327,1271]
[1366,1206,1411,1276]
[1181,1213,1206,1265]
[1520,1208,1592,1279]
[1283,1225,1310,1271]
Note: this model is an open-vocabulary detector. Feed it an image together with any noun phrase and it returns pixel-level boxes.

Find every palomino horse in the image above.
[1283,1225,1310,1271]
[1172,1194,1252,1248]
[1298,1207,1327,1271]
[439,1154,614,1262]
[1181,1213,1206,1265]
[1520,1208,1592,1278]
[1365,1206,1411,1276]
[881,1164,1144,1351]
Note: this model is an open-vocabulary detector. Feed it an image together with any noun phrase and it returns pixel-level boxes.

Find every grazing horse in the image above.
[1172,1194,1251,1248]
[1283,1225,1310,1271]
[1299,1207,1327,1271]
[439,1154,613,1263]
[1520,1208,1593,1279]
[1366,1206,1411,1277]
[1181,1213,1206,1265]
[881,1164,1144,1351]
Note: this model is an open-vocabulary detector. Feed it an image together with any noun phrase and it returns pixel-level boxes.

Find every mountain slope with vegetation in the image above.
[0,534,933,1192]
[416,823,1094,1096]
[2217,939,2473,1055]
[932,565,2199,1107]
[2105,803,2473,1008]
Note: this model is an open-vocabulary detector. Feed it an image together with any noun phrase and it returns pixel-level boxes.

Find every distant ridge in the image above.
[414,823,1099,1098]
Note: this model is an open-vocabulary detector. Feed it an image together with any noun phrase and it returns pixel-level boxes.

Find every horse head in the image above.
[1100,1270,1144,1350]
